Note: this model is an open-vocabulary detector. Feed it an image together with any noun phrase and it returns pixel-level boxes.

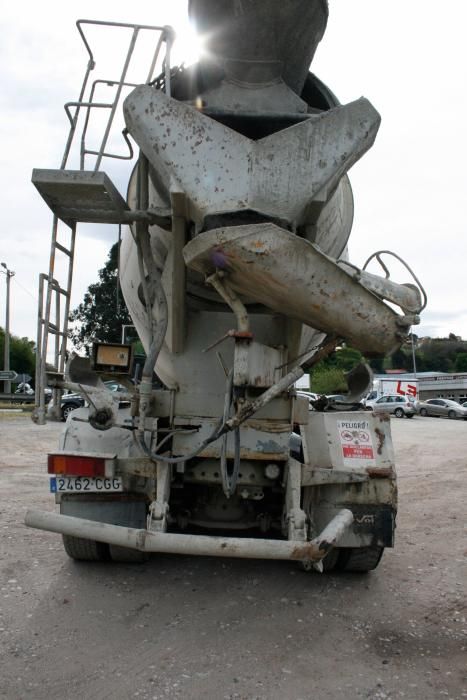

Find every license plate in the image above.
[50,476,123,493]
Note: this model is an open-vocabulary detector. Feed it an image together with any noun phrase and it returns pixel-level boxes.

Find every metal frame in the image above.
[34,20,175,423]
[25,508,354,563]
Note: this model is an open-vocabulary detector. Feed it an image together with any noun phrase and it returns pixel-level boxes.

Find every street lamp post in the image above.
[410,331,417,379]
[1,262,15,394]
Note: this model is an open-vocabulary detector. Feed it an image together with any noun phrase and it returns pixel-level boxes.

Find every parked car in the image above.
[60,381,130,421]
[296,390,319,405]
[416,398,467,420]
[15,382,34,396]
[363,390,378,409]
[14,383,52,403]
[371,394,416,418]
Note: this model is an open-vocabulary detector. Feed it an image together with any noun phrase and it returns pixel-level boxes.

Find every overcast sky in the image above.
[1,0,466,347]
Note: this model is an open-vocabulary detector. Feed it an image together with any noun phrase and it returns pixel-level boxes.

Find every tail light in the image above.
[47,453,116,477]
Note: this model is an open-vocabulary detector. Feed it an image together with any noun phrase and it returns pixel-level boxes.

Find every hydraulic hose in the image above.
[135,153,168,435]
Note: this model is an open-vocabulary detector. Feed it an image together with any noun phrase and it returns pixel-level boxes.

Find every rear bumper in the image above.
[25,508,353,562]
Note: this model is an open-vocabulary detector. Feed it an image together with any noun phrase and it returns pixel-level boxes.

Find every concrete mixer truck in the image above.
[26,1,426,572]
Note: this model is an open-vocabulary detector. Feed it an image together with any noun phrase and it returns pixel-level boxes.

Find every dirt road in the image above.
[0,414,465,700]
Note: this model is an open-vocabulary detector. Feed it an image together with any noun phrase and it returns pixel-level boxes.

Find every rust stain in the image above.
[199,447,288,461]
[246,420,291,433]
[290,542,326,561]
[366,467,394,479]
[374,427,385,454]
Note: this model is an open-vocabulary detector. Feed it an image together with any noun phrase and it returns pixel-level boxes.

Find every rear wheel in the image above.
[448,410,457,419]
[62,535,109,561]
[406,413,414,419]
[419,408,427,416]
[394,408,404,418]
[337,545,384,573]
[322,547,340,572]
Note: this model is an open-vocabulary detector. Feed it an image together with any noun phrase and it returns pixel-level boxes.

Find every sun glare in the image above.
[172,22,205,67]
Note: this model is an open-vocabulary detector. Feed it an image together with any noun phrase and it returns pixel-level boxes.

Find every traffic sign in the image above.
[14,373,32,384]
[0,370,18,381]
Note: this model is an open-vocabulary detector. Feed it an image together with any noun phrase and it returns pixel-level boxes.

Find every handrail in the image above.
[59,19,175,172]
[36,19,175,423]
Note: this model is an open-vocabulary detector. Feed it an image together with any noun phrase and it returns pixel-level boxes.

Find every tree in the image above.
[310,345,365,394]
[455,353,467,373]
[0,328,35,381]
[388,348,407,371]
[418,337,467,373]
[333,347,363,371]
[69,243,134,352]
[311,366,348,394]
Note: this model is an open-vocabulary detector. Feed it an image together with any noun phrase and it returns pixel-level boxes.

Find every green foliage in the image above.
[455,352,467,372]
[313,345,363,372]
[309,345,365,394]
[0,328,35,378]
[367,335,467,374]
[367,356,384,373]
[415,337,467,373]
[389,348,407,370]
[311,367,348,394]
[308,334,467,394]
[69,243,133,351]
[333,347,363,371]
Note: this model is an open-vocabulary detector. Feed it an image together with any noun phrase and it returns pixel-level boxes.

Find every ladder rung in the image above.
[46,281,70,297]
[55,241,72,257]
[43,322,66,337]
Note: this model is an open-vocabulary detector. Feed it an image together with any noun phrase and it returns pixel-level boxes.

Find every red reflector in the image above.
[48,454,106,477]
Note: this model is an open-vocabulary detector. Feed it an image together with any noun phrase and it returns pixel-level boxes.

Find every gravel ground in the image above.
[0,413,466,700]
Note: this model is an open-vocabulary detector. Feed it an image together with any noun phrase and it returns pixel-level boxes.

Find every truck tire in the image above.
[62,534,109,561]
[322,547,340,572]
[337,545,384,573]
[109,545,149,563]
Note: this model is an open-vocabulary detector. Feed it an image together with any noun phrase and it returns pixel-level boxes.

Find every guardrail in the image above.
[0,394,35,403]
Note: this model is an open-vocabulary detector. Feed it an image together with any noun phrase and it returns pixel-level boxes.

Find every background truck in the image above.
[26,0,425,573]
[365,378,419,408]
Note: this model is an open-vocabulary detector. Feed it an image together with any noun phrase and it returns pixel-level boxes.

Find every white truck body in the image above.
[365,378,419,407]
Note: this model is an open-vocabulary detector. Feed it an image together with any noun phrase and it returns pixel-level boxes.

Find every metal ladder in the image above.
[34,220,76,423]
[33,20,174,423]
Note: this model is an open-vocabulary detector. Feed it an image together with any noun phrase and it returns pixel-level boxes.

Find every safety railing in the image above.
[34,19,175,423]
[61,19,175,171]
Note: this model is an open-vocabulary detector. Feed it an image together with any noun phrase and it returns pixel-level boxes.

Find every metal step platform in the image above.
[32,169,131,226]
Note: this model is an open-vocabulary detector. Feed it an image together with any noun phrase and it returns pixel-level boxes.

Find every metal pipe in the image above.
[25,508,353,561]
[411,331,418,379]
[206,272,249,333]
[59,225,76,375]
[134,153,168,437]
[94,28,140,172]
[35,274,46,423]
[1,263,15,394]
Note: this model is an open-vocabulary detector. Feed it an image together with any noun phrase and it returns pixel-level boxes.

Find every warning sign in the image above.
[337,419,375,465]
